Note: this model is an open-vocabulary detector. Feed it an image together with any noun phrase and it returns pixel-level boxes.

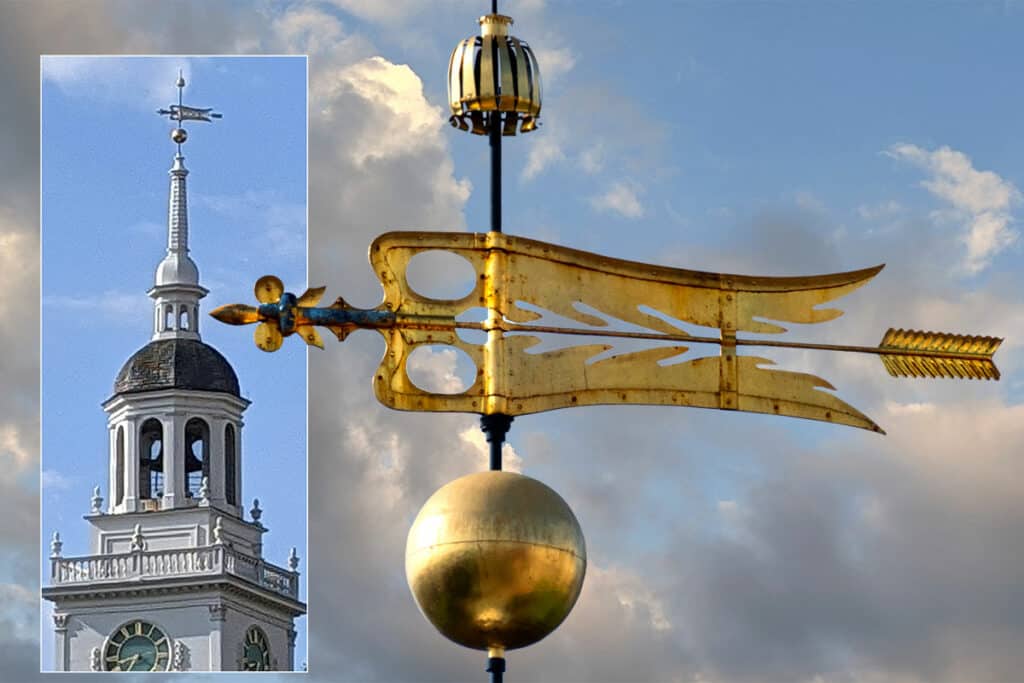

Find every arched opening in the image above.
[138,419,164,500]
[164,305,174,331]
[179,306,190,331]
[225,424,237,506]
[115,426,125,506]
[185,418,210,498]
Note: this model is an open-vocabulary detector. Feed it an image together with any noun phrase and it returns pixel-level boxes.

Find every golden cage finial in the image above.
[447,10,541,135]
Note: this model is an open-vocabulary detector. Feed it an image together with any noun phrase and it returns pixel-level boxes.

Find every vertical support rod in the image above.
[489,111,502,233]
[484,102,511,470]
[487,656,505,683]
[481,414,513,471]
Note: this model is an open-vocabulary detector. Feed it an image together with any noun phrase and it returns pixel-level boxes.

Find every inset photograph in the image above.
[40,55,308,672]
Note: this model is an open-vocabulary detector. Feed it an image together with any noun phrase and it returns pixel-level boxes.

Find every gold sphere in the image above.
[406,471,586,652]
[171,128,187,144]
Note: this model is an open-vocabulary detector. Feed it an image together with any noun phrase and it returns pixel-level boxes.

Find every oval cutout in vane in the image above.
[406,345,478,394]
[405,250,477,301]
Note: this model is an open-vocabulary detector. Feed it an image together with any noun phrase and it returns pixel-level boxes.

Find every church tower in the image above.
[42,73,306,672]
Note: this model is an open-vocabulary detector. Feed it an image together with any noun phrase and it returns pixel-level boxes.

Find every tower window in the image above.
[164,305,174,331]
[138,419,164,500]
[185,418,210,498]
[225,424,237,506]
[179,306,190,331]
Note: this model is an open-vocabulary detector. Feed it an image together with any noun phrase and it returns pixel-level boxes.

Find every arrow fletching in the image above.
[879,328,1002,380]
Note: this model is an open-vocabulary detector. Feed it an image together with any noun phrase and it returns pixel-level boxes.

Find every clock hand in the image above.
[119,653,141,670]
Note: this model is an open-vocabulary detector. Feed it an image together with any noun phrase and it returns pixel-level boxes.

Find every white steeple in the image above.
[149,150,207,341]
[148,71,218,341]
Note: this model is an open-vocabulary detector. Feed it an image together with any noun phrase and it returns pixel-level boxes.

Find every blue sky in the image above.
[40,56,308,669]
[2,2,1023,682]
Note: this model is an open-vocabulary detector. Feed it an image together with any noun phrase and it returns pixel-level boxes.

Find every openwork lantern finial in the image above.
[448,13,542,135]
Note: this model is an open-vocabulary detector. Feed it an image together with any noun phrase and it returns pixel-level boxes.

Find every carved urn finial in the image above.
[250,498,263,525]
[130,524,145,551]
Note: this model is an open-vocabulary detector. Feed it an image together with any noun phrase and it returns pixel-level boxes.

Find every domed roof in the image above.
[113,339,240,397]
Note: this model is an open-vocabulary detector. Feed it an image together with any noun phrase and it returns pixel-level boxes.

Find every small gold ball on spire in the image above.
[406,471,586,651]
[171,128,187,144]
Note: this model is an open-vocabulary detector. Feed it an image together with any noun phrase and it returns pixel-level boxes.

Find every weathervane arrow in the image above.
[211,230,1002,434]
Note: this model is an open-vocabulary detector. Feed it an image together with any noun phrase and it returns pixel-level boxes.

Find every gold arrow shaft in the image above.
[448,321,995,362]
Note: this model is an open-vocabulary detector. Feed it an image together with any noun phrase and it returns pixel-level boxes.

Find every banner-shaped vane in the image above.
[212,231,1002,433]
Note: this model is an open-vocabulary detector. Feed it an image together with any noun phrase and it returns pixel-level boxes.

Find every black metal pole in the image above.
[486,7,510,677]
[489,112,502,234]
[487,655,505,683]
[481,413,513,471]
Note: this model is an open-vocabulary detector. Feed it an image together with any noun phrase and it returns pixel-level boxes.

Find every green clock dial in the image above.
[241,626,271,671]
[103,620,170,672]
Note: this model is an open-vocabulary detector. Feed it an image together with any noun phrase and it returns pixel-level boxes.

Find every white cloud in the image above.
[589,565,673,632]
[533,45,576,84]
[458,426,523,473]
[42,289,150,320]
[522,139,566,180]
[197,190,305,259]
[590,180,645,218]
[271,5,346,56]
[40,469,73,491]
[858,199,904,221]
[0,424,32,474]
[886,143,1020,274]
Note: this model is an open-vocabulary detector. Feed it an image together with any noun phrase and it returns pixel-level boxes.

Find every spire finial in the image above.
[90,485,103,514]
[151,69,219,342]
[157,68,221,152]
[50,531,63,557]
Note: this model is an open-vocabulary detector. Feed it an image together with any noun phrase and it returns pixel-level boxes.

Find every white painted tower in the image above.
[42,73,306,672]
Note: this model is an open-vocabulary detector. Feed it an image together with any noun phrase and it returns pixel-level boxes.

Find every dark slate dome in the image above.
[114,339,240,397]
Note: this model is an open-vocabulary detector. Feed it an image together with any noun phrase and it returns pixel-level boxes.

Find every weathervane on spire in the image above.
[157,69,222,152]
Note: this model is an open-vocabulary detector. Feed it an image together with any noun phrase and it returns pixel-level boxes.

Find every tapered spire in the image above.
[149,71,221,341]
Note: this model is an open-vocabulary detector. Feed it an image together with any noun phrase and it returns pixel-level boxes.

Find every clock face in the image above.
[241,626,271,671]
[103,620,170,672]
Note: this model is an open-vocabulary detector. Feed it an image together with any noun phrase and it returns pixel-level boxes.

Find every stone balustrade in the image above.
[50,545,299,599]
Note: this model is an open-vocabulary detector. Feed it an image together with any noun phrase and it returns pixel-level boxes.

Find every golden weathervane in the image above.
[212,229,1001,435]
[212,4,1003,681]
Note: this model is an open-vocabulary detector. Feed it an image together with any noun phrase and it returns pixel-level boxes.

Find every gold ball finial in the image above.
[171,128,187,144]
[406,471,586,651]
[447,13,542,135]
